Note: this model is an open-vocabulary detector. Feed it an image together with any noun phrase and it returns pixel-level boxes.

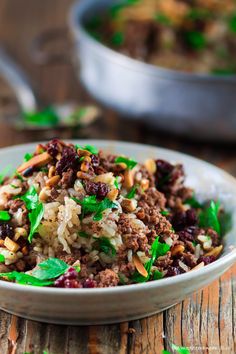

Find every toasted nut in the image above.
[39,186,50,201]
[123,170,134,189]
[94,172,114,185]
[133,255,148,278]
[4,237,20,252]
[205,245,223,257]
[190,262,204,271]
[77,171,92,180]
[145,159,156,174]
[83,156,91,163]
[121,198,137,212]
[80,161,90,172]
[36,144,45,154]
[56,153,62,160]
[140,179,149,191]
[116,162,127,170]
[107,189,119,201]
[0,240,4,246]
[171,244,185,256]
[14,227,27,241]
[46,175,60,187]
[77,149,91,157]
[17,152,52,173]
[22,246,29,256]
[48,166,56,178]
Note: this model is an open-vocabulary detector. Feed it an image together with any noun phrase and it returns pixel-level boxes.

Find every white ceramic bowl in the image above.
[0,140,235,325]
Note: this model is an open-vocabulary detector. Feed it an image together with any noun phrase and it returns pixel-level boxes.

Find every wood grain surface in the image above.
[0,1,235,353]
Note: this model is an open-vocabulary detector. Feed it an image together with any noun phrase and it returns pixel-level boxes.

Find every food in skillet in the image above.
[86,0,236,74]
[0,139,224,288]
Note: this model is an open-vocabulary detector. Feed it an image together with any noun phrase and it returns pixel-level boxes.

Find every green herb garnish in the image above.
[154,13,172,25]
[153,270,163,280]
[184,195,202,209]
[111,31,124,46]
[0,211,11,221]
[10,184,18,189]
[184,31,206,51]
[0,165,12,185]
[75,144,98,155]
[73,196,118,221]
[97,237,116,256]
[126,185,137,199]
[114,176,119,189]
[78,231,89,238]
[114,156,137,170]
[132,236,170,283]
[199,200,220,234]
[160,210,169,216]
[19,186,44,242]
[24,153,33,162]
[229,13,236,33]
[15,171,24,182]
[0,271,53,286]
[32,258,69,280]
[0,254,5,263]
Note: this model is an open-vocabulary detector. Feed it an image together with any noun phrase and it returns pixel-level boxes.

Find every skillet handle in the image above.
[0,47,38,112]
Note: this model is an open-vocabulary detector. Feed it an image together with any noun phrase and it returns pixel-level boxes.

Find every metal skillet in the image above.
[69,0,236,141]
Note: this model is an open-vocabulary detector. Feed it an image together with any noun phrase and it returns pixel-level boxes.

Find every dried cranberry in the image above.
[22,167,35,177]
[56,147,79,175]
[198,255,216,265]
[166,266,182,277]
[47,138,60,158]
[82,279,97,288]
[172,209,197,231]
[91,155,100,167]
[155,160,184,192]
[84,181,109,199]
[54,267,81,288]
[0,223,14,239]
[178,230,194,242]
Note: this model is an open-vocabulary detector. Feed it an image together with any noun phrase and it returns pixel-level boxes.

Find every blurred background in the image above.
[0,0,236,176]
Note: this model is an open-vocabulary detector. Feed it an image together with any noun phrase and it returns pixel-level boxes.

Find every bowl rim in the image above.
[69,0,236,83]
[0,139,235,295]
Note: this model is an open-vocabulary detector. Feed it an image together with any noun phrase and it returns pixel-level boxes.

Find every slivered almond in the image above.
[107,189,119,201]
[171,244,185,256]
[190,262,204,271]
[17,152,52,173]
[145,159,156,174]
[205,245,223,257]
[133,254,148,278]
[4,237,20,252]
[123,170,134,189]
[46,175,60,187]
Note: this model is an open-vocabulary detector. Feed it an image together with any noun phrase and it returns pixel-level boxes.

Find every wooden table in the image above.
[0,1,235,353]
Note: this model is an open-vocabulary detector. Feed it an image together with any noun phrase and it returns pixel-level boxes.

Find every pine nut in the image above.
[46,175,60,187]
[123,170,134,189]
[4,237,20,252]
[107,189,119,201]
[171,244,185,256]
[145,159,156,174]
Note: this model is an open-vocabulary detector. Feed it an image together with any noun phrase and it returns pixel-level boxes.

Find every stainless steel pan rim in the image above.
[69,0,236,85]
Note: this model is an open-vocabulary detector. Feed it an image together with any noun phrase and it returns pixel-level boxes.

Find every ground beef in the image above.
[59,168,75,189]
[57,251,81,265]
[138,187,166,210]
[118,214,148,252]
[182,253,197,268]
[118,262,135,278]
[7,199,25,213]
[97,269,119,287]
[155,251,173,269]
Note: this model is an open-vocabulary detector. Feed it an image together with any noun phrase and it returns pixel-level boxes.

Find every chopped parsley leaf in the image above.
[0,254,5,263]
[154,13,172,25]
[73,196,118,221]
[22,106,59,127]
[32,258,69,280]
[15,171,24,182]
[111,31,124,46]
[126,185,137,199]
[185,195,202,208]
[97,237,116,256]
[19,186,44,242]
[10,184,18,189]
[78,231,89,238]
[0,271,53,286]
[0,211,11,221]
[132,236,170,283]
[184,31,206,51]
[115,156,137,170]
[160,210,170,216]
[199,200,221,234]
[24,153,33,162]
[114,176,119,189]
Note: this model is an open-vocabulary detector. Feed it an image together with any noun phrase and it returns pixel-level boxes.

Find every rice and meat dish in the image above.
[0,139,224,288]
[86,0,236,74]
